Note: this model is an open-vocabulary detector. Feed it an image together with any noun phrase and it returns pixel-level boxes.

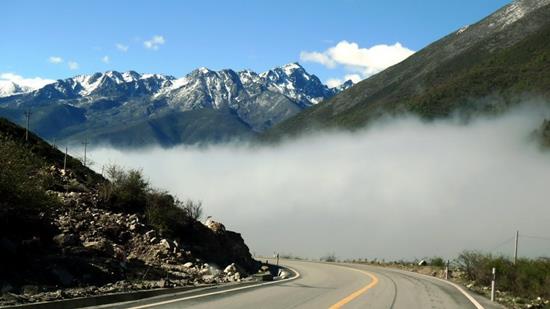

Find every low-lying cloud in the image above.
[89,105,550,260]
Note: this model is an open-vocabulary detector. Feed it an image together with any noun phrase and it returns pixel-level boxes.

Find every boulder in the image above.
[183,262,194,268]
[83,239,114,256]
[53,233,79,247]
[201,275,215,283]
[205,218,226,233]
[160,239,172,249]
[224,263,237,274]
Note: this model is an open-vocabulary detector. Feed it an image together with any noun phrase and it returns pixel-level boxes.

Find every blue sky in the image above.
[1,0,511,86]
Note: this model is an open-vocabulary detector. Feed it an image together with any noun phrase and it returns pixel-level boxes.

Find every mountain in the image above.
[266,0,550,138]
[0,63,350,147]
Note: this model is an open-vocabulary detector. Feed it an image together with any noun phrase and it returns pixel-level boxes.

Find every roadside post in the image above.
[445,260,449,280]
[490,267,496,302]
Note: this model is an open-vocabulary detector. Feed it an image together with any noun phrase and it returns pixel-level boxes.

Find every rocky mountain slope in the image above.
[0,63,351,147]
[266,0,550,138]
[0,117,258,305]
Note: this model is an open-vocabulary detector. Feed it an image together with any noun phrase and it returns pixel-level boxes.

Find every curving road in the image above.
[107,260,504,309]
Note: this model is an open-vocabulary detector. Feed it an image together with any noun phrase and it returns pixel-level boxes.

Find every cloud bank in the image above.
[89,106,550,260]
[0,73,54,90]
[301,41,415,86]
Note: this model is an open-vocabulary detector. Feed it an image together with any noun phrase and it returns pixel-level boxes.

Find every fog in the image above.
[89,105,550,260]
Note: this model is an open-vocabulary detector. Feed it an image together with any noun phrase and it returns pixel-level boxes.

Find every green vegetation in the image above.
[321,252,337,262]
[100,164,203,239]
[0,118,102,188]
[429,256,446,268]
[100,165,149,212]
[457,251,550,300]
[0,133,59,242]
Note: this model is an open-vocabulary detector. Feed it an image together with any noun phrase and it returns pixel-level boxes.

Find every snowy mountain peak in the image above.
[197,67,212,74]
[282,62,304,74]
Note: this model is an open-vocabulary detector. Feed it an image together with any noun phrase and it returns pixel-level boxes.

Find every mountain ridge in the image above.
[265,0,550,139]
[0,63,353,147]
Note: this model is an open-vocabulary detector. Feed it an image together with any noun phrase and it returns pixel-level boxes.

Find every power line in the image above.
[487,237,515,252]
[521,235,550,242]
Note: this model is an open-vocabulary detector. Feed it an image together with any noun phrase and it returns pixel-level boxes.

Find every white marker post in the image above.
[491,267,496,302]
[445,260,449,280]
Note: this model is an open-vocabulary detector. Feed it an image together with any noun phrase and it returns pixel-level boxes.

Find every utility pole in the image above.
[64,146,69,193]
[63,146,68,171]
[82,138,89,166]
[24,109,32,141]
[513,230,519,265]
[491,267,496,302]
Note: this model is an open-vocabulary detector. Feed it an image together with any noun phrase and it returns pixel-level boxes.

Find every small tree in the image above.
[179,199,203,221]
[100,164,149,211]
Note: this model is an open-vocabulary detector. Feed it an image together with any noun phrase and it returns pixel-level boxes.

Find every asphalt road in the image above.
[112,260,504,309]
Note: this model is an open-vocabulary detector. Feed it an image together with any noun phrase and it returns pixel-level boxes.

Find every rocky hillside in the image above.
[0,63,351,147]
[0,117,258,306]
[266,0,550,138]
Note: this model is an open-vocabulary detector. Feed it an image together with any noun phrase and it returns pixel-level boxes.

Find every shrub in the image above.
[101,165,149,211]
[456,251,550,299]
[99,165,206,239]
[321,252,337,262]
[145,190,190,238]
[429,256,446,267]
[179,199,203,221]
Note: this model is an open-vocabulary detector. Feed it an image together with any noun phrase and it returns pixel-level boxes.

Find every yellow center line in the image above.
[328,267,379,309]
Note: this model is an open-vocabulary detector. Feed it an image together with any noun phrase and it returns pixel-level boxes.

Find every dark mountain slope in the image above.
[0,118,258,305]
[66,109,253,148]
[266,0,550,138]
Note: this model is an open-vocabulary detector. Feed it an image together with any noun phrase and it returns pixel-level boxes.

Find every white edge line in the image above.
[430,276,485,309]
[390,268,485,309]
[127,266,301,309]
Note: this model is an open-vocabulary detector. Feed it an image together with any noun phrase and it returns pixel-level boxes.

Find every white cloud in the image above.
[101,56,110,64]
[300,51,335,68]
[301,40,415,82]
[326,74,362,88]
[116,43,129,52]
[68,61,79,70]
[0,72,54,90]
[48,56,63,64]
[143,35,165,50]
[326,78,342,88]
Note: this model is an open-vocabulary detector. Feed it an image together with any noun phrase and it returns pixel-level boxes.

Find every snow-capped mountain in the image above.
[0,63,353,146]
